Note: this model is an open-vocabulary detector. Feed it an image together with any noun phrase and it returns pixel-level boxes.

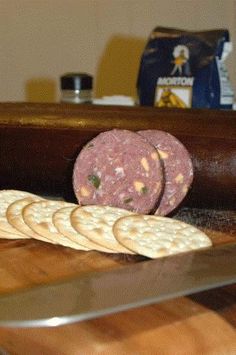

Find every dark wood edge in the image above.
[0,103,235,140]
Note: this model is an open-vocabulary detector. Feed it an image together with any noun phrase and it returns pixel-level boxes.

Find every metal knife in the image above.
[0,243,235,328]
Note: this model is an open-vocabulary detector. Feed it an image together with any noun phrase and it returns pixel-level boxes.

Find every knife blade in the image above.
[0,243,235,328]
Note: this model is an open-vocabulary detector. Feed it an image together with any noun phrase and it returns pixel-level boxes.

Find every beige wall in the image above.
[0,0,235,102]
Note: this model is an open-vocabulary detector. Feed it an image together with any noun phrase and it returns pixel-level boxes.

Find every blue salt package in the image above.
[137,27,234,109]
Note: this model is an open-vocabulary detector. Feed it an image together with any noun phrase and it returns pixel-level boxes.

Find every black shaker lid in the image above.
[60,73,93,90]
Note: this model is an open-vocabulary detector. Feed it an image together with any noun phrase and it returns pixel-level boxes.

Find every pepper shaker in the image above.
[60,73,93,104]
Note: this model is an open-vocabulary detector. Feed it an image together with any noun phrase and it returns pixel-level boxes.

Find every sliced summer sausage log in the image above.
[73,129,164,214]
[138,130,194,216]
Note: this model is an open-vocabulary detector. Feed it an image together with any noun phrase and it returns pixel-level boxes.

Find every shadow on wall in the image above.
[95,34,146,99]
[25,78,57,102]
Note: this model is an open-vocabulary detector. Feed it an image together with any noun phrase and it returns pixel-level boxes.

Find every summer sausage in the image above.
[73,129,164,214]
[138,129,193,215]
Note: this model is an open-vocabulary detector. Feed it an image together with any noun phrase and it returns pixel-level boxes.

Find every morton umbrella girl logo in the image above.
[171,45,191,76]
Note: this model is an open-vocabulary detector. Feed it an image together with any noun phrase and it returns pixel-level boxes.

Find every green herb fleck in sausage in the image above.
[141,186,148,194]
[124,197,133,204]
[88,174,100,189]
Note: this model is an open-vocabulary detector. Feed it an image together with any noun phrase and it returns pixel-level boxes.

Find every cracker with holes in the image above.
[71,205,135,254]
[6,196,52,243]
[0,189,42,239]
[52,206,90,251]
[22,200,86,250]
[113,214,212,259]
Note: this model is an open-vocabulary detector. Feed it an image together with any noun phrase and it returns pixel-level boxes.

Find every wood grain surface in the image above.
[0,104,235,354]
[0,208,235,355]
[0,292,235,355]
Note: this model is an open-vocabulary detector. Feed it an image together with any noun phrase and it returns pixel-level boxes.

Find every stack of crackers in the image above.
[0,190,212,259]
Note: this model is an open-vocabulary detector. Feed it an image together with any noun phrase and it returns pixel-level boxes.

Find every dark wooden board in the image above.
[0,103,236,208]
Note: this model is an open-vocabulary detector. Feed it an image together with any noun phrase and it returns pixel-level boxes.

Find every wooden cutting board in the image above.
[0,207,235,355]
[0,207,234,294]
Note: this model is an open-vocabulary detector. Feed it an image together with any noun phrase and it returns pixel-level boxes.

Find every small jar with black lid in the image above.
[60,73,93,104]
